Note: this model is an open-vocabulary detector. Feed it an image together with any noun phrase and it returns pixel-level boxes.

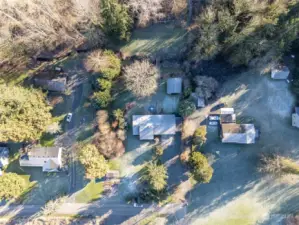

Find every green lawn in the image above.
[75,180,104,203]
[118,23,187,58]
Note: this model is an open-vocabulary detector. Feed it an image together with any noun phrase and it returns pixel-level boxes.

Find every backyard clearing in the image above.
[177,70,299,225]
[118,23,188,59]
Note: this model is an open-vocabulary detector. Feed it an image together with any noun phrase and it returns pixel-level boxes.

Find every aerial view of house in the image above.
[1,0,299,224]
[221,123,256,144]
[132,115,176,140]
[19,147,62,172]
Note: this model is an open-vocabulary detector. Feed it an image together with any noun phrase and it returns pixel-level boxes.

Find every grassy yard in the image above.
[118,23,187,59]
[75,180,104,203]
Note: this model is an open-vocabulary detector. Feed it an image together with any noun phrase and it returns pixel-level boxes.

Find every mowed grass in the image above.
[119,23,187,58]
[75,180,104,203]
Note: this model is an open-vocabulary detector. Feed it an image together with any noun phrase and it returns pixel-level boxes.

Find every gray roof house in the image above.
[133,115,176,140]
[292,107,299,128]
[34,78,66,92]
[19,147,62,172]
[167,78,182,94]
[221,123,256,144]
[0,147,9,169]
[271,65,290,80]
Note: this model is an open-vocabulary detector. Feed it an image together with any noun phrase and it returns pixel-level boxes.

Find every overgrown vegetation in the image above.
[79,144,109,179]
[88,50,121,108]
[178,99,196,117]
[258,154,299,176]
[0,0,105,71]
[124,60,160,98]
[0,84,52,142]
[191,0,299,66]
[93,110,125,158]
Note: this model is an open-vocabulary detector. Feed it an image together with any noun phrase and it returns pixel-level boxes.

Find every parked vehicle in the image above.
[66,113,73,122]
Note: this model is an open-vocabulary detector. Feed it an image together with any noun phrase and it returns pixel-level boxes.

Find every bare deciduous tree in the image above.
[124,60,159,98]
[0,0,104,68]
[194,76,219,99]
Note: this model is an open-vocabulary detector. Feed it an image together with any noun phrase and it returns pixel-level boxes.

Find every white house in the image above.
[19,147,62,172]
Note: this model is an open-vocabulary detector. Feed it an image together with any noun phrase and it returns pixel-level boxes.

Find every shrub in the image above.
[92,90,112,108]
[193,126,207,146]
[178,100,196,117]
[97,78,112,91]
[0,173,28,200]
[180,149,191,164]
[153,145,164,157]
[189,152,213,183]
[0,85,52,142]
[93,110,125,158]
[85,50,121,79]
[113,109,126,129]
[101,0,133,40]
[143,162,168,192]
[124,60,160,98]
[79,144,109,179]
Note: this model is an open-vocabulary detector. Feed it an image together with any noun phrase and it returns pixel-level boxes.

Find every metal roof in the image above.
[133,115,176,140]
[28,147,61,158]
[167,78,182,94]
[271,65,289,79]
[222,124,256,144]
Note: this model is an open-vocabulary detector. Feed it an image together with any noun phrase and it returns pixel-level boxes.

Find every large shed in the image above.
[221,123,256,144]
[133,115,176,140]
[167,78,182,94]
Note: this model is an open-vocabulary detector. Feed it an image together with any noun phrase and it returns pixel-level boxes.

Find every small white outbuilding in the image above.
[271,65,290,80]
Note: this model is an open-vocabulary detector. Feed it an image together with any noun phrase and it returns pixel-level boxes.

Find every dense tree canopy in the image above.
[0,85,52,142]
[79,144,109,179]
[101,0,133,40]
[143,162,168,191]
[189,152,213,183]
[192,0,299,66]
[0,173,29,200]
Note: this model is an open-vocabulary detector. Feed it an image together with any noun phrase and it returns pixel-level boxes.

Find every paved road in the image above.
[0,203,185,220]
